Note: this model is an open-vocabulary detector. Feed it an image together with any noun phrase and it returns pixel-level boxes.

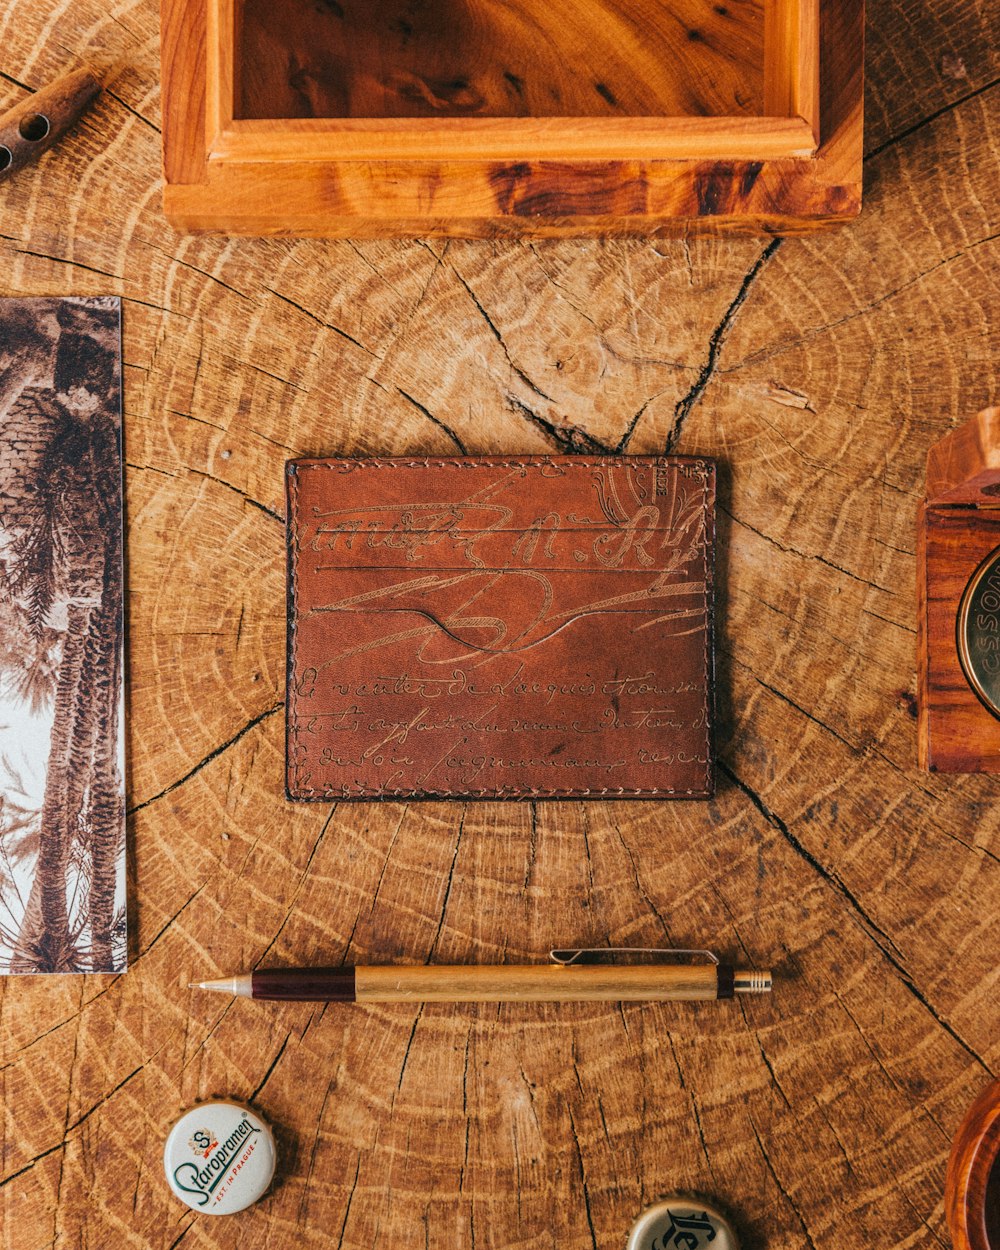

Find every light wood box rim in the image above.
[160,0,864,235]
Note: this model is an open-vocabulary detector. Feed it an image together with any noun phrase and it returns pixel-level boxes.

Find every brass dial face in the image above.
[958,546,1000,719]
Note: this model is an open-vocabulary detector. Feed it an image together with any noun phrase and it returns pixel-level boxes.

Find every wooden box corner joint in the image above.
[918,407,1000,773]
[159,0,864,236]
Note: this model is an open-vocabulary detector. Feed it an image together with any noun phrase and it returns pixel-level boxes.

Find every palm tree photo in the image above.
[0,296,125,974]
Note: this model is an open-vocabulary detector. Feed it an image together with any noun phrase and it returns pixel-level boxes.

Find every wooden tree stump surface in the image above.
[1,3,998,1247]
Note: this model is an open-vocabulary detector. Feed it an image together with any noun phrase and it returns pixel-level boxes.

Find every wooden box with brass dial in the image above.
[918,407,1000,772]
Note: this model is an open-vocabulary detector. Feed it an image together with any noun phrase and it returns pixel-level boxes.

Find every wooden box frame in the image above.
[160,0,864,237]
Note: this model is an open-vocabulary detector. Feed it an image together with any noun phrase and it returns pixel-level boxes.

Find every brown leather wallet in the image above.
[286,456,715,799]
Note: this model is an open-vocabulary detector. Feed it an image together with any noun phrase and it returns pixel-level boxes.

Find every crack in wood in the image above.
[0,1060,150,1194]
[249,1031,293,1103]
[166,408,225,431]
[298,1071,338,1221]
[665,238,781,451]
[121,294,195,321]
[266,285,381,358]
[166,1221,196,1250]
[718,759,906,962]
[181,995,238,1073]
[523,800,538,892]
[128,702,283,814]
[615,390,669,454]
[504,393,612,455]
[141,883,207,958]
[446,261,554,406]
[0,977,122,1072]
[368,803,410,922]
[427,806,466,961]
[187,466,284,522]
[607,815,672,943]
[723,645,945,801]
[257,807,339,965]
[722,758,996,1076]
[0,1138,66,1191]
[0,69,32,93]
[723,504,897,595]
[747,668,871,758]
[663,1029,716,1178]
[893,1172,950,1249]
[397,388,468,454]
[103,88,161,135]
[861,606,915,634]
[724,228,1000,377]
[566,1103,599,1250]
[15,248,125,283]
[525,242,600,331]
[753,1031,792,1111]
[748,1112,820,1250]
[865,73,1000,162]
[156,251,250,300]
[334,1154,362,1249]
[244,358,311,393]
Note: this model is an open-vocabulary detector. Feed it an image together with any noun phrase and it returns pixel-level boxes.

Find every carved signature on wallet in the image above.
[305,473,707,663]
[295,663,704,703]
[309,466,706,571]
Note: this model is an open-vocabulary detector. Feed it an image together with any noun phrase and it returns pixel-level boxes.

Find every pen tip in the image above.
[187,975,253,997]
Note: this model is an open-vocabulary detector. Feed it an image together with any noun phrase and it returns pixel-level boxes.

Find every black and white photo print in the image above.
[0,296,125,973]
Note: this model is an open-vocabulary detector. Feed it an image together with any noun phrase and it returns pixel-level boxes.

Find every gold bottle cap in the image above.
[626,1196,740,1249]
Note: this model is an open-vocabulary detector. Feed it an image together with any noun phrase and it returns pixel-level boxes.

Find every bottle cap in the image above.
[163,1101,277,1215]
[626,1196,740,1250]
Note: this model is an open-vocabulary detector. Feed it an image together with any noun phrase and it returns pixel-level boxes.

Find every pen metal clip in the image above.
[549,947,720,966]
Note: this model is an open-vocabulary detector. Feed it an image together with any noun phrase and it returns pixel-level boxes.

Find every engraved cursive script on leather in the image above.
[287,457,715,799]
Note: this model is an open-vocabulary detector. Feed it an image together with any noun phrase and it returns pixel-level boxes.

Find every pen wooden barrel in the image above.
[946,1078,1000,1250]
[356,964,727,1002]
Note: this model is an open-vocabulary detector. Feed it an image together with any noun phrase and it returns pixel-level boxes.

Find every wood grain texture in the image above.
[926,407,1000,505]
[161,0,851,235]
[0,0,998,1247]
[762,0,818,135]
[160,0,205,183]
[235,0,767,121]
[355,963,733,1002]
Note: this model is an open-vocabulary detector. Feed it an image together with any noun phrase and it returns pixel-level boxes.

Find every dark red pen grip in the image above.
[251,967,356,1001]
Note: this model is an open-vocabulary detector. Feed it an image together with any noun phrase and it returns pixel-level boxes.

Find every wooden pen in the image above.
[191,950,772,1004]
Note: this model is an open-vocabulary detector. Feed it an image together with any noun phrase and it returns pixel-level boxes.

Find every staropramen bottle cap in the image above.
[164,1101,277,1215]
